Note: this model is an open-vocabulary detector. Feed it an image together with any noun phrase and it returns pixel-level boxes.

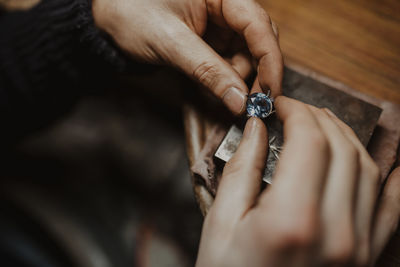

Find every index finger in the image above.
[207,0,283,96]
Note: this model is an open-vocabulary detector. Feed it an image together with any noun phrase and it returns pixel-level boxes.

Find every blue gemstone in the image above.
[246,92,273,118]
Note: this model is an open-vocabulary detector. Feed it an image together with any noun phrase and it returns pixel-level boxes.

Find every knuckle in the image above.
[192,61,221,91]
[327,250,354,265]
[276,226,317,250]
[306,129,330,154]
[325,234,356,264]
[288,120,330,155]
[353,237,371,267]
[366,161,381,181]
[270,209,320,250]
[341,144,359,160]
[354,251,371,267]
[309,129,328,147]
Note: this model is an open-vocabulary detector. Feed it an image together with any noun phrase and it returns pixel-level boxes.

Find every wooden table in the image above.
[258,0,400,104]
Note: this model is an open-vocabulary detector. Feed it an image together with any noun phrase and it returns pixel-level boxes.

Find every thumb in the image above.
[213,117,269,220]
[163,25,248,115]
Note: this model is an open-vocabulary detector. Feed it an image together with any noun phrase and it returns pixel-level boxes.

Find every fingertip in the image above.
[232,117,268,172]
[274,97,315,126]
[243,117,268,141]
[274,95,286,107]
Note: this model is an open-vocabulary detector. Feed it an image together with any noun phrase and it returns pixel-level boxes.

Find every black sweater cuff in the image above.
[0,0,126,143]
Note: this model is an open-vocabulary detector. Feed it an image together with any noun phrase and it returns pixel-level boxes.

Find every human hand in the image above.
[196,96,400,267]
[92,0,283,115]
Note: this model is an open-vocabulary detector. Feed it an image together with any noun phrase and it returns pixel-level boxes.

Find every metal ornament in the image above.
[246,91,274,119]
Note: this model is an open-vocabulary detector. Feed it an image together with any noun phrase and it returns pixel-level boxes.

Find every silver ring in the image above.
[246,91,274,119]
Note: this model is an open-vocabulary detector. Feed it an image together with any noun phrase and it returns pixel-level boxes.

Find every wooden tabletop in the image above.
[258,0,400,104]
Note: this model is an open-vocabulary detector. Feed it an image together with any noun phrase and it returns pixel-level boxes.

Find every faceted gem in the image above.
[246,92,274,118]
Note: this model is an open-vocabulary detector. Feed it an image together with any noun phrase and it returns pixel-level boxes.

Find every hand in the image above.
[92,0,283,115]
[196,96,400,267]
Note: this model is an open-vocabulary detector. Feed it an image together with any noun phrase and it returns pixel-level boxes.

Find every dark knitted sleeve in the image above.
[0,0,127,144]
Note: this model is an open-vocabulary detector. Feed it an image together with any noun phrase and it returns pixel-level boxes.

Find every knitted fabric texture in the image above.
[0,0,127,143]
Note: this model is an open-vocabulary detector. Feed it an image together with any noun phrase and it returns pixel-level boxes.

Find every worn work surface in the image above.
[214,68,382,184]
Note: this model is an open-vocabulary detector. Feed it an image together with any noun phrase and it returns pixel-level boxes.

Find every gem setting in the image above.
[246,92,274,119]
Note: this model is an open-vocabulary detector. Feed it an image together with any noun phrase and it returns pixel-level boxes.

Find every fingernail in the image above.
[222,87,247,115]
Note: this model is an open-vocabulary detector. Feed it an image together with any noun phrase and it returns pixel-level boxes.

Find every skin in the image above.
[92,0,283,115]
[92,1,400,265]
[197,96,400,267]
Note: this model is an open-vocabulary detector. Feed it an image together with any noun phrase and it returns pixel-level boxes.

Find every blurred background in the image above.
[0,0,399,267]
[0,68,204,267]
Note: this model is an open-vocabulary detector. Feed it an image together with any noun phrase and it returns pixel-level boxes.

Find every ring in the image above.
[246,91,274,119]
